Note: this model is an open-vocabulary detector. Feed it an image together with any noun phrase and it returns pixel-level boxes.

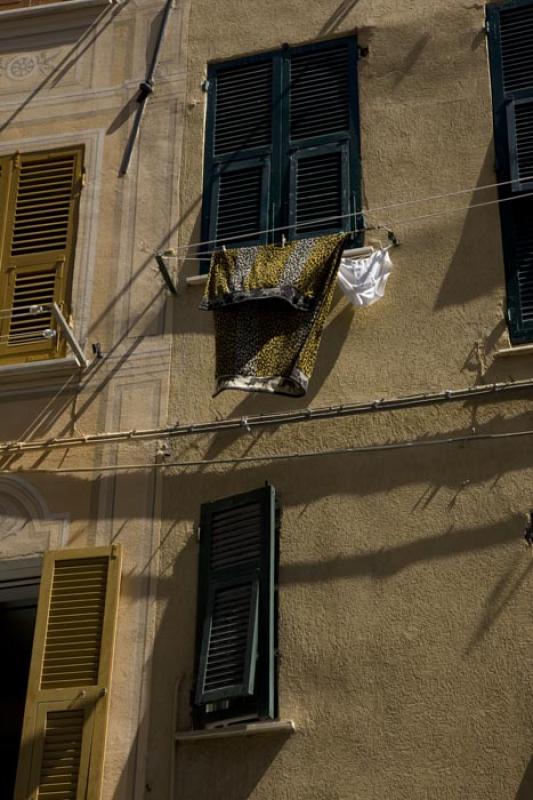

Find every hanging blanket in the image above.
[200,234,348,397]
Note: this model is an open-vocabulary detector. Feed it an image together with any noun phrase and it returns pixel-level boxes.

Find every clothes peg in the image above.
[387,229,400,247]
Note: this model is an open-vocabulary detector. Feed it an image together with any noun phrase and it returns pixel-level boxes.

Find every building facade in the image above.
[1,0,533,798]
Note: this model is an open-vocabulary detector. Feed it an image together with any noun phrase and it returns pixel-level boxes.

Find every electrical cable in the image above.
[0,306,55,320]
[0,330,56,345]
[2,376,533,455]
[167,174,533,256]
[6,424,533,474]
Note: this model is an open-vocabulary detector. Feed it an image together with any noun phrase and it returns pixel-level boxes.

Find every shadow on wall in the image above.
[0,282,166,457]
[5,445,530,796]
[319,0,362,36]
[516,756,533,800]
[107,3,176,138]
[193,294,356,460]
[435,144,503,311]
[135,466,529,798]
[392,33,432,88]
[5,398,533,517]
[119,535,291,800]
[0,3,125,134]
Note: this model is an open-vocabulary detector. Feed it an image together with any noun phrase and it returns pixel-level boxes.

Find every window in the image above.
[12,546,121,799]
[487,0,533,343]
[0,562,39,798]
[200,38,361,264]
[0,147,83,364]
[193,485,279,728]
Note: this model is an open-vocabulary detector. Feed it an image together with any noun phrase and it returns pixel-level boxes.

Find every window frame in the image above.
[487,0,533,344]
[200,37,362,268]
[193,485,279,729]
[0,145,84,365]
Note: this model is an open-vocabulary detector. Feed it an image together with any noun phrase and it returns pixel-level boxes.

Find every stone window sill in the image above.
[175,719,295,743]
[494,344,533,359]
[186,273,208,287]
[0,356,84,397]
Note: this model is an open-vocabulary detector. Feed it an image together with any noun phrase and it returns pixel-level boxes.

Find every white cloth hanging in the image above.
[337,248,394,308]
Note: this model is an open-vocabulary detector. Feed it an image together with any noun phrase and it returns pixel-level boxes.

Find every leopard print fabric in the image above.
[202,234,348,397]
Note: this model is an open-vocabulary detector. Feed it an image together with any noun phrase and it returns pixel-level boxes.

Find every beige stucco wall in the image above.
[0,1,189,797]
[2,0,533,798]
[147,1,533,799]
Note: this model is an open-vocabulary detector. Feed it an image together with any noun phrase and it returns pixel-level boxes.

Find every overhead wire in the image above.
[0,306,56,319]
[2,376,533,455]
[168,173,533,256]
[5,424,533,474]
[0,329,56,344]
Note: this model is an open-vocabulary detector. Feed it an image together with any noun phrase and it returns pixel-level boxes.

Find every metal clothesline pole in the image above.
[2,375,533,456]
[50,303,88,368]
[119,0,174,176]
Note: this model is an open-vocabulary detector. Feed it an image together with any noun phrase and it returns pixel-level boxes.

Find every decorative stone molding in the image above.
[0,475,69,557]
[0,51,59,81]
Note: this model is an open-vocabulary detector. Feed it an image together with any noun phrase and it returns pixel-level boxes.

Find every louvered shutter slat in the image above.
[11,155,76,256]
[511,100,533,185]
[203,57,273,252]
[37,710,84,800]
[488,2,533,343]
[195,496,264,703]
[200,579,259,699]
[290,46,350,141]
[0,148,82,363]
[14,546,122,800]
[194,486,277,726]
[213,161,269,246]
[201,39,360,259]
[511,196,533,325]
[41,557,107,689]
[492,4,533,192]
[214,62,272,156]
[290,147,348,236]
[500,6,533,92]
[287,43,356,240]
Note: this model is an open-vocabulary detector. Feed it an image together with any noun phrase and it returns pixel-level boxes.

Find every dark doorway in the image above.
[0,599,37,799]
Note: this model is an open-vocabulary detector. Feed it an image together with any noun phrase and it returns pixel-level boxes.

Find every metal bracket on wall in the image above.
[119,0,174,175]
[155,252,178,295]
[50,303,89,368]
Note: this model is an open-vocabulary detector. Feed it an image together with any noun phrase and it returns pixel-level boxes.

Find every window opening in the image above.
[0,568,39,798]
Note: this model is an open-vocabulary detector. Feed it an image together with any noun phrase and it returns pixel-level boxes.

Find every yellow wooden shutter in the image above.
[0,147,83,365]
[14,545,122,800]
[0,156,12,337]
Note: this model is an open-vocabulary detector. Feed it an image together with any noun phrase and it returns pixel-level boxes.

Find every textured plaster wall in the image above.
[148,1,533,799]
[0,1,189,797]
[1,0,532,798]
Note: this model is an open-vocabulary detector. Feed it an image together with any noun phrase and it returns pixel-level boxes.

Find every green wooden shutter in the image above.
[285,40,360,240]
[0,147,83,364]
[200,38,362,266]
[490,1,533,192]
[194,485,278,727]
[201,59,276,259]
[488,0,533,343]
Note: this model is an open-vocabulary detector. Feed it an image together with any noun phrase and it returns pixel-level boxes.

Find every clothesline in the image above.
[168,173,533,257]
[5,424,533,474]
[0,330,56,344]
[0,306,54,321]
[188,241,392,262]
